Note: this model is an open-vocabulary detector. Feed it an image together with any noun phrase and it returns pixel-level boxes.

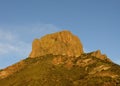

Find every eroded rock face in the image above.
[91,50,112,62]
[29,30,84,58]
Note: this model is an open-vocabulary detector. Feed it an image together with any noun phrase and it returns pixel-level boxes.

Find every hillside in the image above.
[0,30,120,86]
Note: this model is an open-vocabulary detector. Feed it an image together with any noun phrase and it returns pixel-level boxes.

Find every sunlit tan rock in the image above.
[90,50,112,62]
[29,30,84,58]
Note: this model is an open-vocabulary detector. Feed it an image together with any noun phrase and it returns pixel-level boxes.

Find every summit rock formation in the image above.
[29,30,84,58]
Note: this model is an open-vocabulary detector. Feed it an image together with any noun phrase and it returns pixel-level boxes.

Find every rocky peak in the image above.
[29,30,84,58]
[90,50,112,62]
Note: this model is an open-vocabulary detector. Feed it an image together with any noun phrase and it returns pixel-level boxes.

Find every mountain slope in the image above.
[0,54,120,86]
[0,30,120,86]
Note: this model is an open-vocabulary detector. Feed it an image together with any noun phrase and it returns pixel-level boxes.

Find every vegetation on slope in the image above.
[0,54,120,86]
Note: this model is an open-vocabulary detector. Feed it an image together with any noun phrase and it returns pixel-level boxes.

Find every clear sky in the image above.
[0,0,120,69]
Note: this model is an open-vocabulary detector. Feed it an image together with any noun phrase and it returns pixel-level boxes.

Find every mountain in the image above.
[0,30,120,86]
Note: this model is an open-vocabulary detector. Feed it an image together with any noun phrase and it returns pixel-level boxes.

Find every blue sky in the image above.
[0,0,120,69]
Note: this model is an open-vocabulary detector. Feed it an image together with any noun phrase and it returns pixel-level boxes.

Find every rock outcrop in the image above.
[29,30,84,58]
[90,50,112,62]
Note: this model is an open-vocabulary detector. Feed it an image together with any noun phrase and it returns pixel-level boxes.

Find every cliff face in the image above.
[29,30,84,58]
